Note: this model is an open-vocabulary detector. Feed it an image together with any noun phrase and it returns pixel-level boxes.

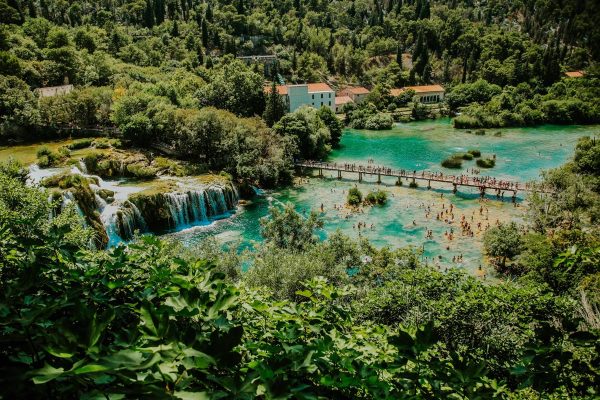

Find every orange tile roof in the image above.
[264,82,333,95]
[335,96,354,105]
[564,71,584,78]
[305,82,333,92]
[404,84,445,93]
[264,84,288,95]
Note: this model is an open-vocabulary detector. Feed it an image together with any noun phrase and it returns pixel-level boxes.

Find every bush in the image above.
[442,157,463,169]
[365,190,387,205]
[93,138,111,149]
[67,138,94,150]
[36,146,61,167]
[364,112,394,130]
[58,146,71,158]
[36,146,52,158]
[461,153,474,160]
[409,181,419,188]
[347,187,363,206]
[475,129,486,136]
[477,158,496,168]
[126,163,157,179]
[468,149,481,157]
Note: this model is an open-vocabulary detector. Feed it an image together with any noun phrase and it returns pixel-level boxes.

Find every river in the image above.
[166,119,598,275]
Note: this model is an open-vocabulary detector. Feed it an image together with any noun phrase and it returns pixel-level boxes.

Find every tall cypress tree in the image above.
[144,0,155,28]
[419,0,430,19]
[264,81,286,127]
[201,19,209,47]
[154,0,165,24]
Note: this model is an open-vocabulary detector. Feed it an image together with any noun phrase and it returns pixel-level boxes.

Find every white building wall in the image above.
[288,85,335,112]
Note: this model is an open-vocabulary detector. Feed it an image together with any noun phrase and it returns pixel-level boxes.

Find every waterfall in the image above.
[61,191,85,219]
[163,185,238,230]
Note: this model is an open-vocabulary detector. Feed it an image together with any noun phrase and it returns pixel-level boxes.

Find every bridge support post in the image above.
[428,180,431,190]
[512,191,517,203]
[377,173,381,184]
[480,187,486,198]
[396,177,401,186]
[452,183,457,194]
[318,168,323,177]
[359,172,362,182]
[338,170,342,179]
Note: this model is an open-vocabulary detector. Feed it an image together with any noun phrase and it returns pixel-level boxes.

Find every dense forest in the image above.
[1,0,600,398]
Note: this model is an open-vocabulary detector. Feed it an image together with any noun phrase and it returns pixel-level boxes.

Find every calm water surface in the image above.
[167,119,599,275]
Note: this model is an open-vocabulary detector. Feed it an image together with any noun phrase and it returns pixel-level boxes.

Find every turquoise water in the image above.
[167,119,599,275]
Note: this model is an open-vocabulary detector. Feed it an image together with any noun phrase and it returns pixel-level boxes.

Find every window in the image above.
[312,94,314,99]
[329,93,331,98]
[321,93,323,98]
[329,101,331,106]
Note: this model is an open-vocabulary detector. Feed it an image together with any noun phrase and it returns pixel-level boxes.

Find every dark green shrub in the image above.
[409,181,419,188]
[477,158,496,168]
[462,153,474,160]
[475,129,486,136]
[347,187,363,206]
[365,190,387,205]
[67,138,94,150]
[126,163,157,179]
[93,138,111,149]
[442,157,463,169]
[36,146,60,167]
[58,146,71,157]
[468,149,481,157]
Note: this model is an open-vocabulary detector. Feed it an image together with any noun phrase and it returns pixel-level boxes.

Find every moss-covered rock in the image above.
[129,192,173,232]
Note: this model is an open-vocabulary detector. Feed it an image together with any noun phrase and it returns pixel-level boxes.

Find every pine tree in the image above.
[155,0,165,24]
[197,44,204,66]
[419,0,430,19]
[206,2,213,22]
[263,81,286,127]
[201,19,209,47]
[144,0,155,28]
[396,44,403,68]
[27,0,36,18]
[171,19,179,37]
[39,0,49,19]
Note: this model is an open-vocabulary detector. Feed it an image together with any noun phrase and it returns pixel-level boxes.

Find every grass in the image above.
[0,138,104,165]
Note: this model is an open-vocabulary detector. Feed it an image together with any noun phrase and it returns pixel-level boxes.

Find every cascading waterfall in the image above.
[35,160,239,246]
[163,185,238,230]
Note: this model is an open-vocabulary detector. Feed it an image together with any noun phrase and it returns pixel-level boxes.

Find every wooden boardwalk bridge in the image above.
[296,161,548,201]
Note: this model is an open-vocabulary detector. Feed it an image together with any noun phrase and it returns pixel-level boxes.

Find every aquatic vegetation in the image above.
[468,149,482,157]
[347,187,363,205]
[461,153,474,160]
[441,157,463,169]
[67,138,94,150]
[475,129,486,136]
[36,145,68,167]
[477,158,496,168]
[365,190,388,205]
[409,181,419,188]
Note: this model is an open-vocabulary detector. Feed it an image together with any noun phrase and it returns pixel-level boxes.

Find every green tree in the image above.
[260,203,323,251]
[317,105,343,147]
[263,81,285,127]
[274,105,331,159]
[483,222,523,272]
